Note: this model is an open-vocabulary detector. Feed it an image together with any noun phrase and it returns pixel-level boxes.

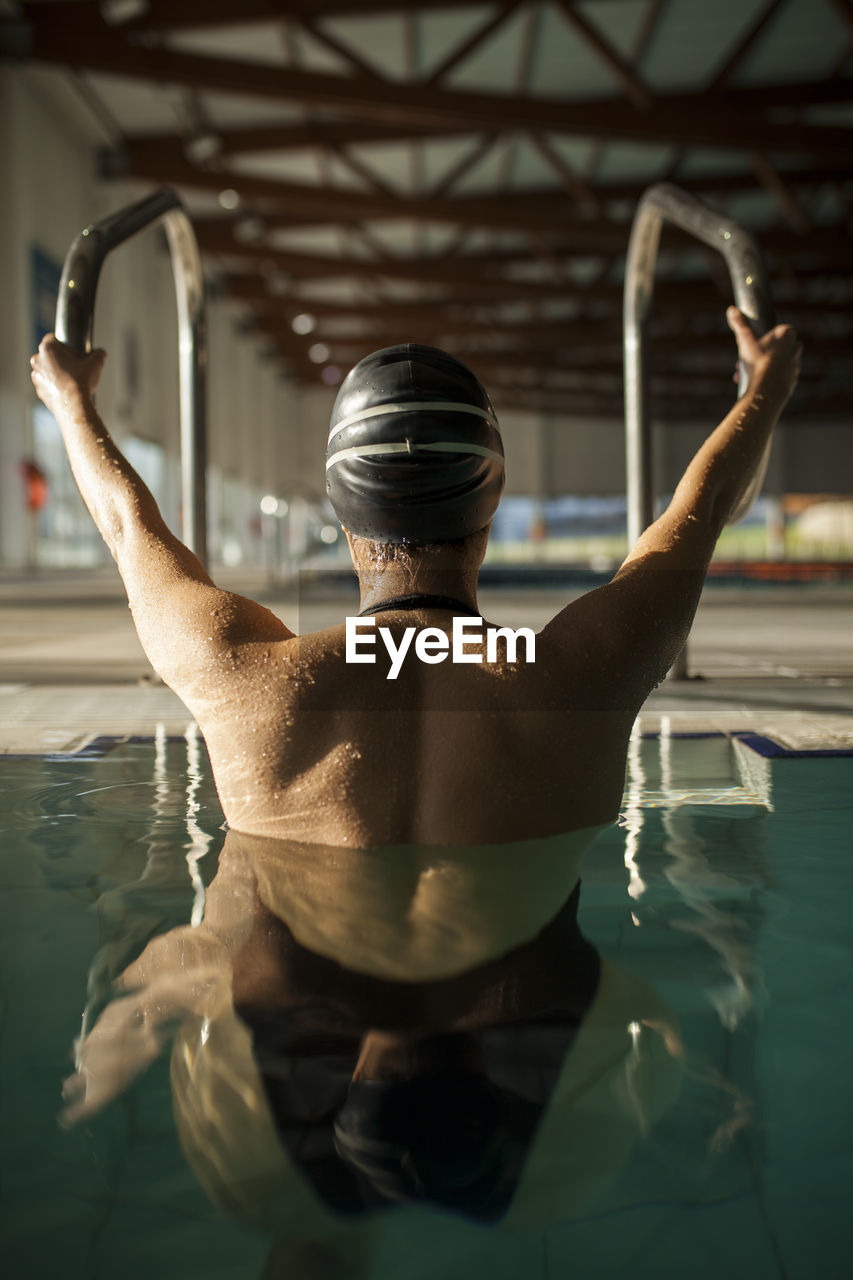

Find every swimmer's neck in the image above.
[347,532,484,616]
[356,565,480,615]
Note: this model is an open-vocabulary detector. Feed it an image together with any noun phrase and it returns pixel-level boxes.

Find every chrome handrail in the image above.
[624,181,775,547]
[623,182,775,678]
[55,187,208,566]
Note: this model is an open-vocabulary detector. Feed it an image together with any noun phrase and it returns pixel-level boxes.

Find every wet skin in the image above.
[30,310,801,845]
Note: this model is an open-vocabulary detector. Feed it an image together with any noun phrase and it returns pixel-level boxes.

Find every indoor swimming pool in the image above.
[0,729,849,1280]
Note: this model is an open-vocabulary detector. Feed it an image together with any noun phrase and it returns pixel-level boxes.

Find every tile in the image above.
[763,1162,849,1280]
[545,1194,782,1280]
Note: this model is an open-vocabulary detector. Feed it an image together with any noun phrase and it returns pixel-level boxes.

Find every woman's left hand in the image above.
[30,335,107,417]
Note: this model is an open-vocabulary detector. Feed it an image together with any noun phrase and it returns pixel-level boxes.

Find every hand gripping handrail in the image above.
[55,187,208,567]
[624,182,775,549]
[623,183,775,679]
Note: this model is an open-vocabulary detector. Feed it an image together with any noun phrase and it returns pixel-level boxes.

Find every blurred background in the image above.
[0,0,851,578]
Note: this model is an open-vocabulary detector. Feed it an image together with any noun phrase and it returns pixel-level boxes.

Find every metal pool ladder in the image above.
[623,182,775,678]
[55,187,208,567]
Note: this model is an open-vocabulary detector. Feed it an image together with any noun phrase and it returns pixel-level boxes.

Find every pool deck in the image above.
[1,567,852,754]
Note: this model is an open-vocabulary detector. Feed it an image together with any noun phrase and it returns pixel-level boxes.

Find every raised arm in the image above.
[30,336,292,697]
[30,338,153,557]
[621,308,801,565]
[542,308,802,699]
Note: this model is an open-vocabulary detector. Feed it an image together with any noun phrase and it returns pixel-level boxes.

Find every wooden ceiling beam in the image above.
[37,0,806,34]
[482,367,844,405]
[480,393,853,423]
[116,76,853,159]
[526,132,602,216]
[14,20,853,161]
[125,161,636,238]
[269,328,845,382]
[403,6,419,79]
[323,139,397,196]
[117,133,853,217]
[594,162,853,202]
[101,148,853,259]
[228,278,614,323]
[553,0,652,108]
[445,237,853,286]
[424,217,853,265]
[125,122,456,161]
[255,309,851,362]
[751,152,812,235]
[281,358,847,421]
[659,0,792,189]
[213,243,581,299]
[219,249,853,317]
[294,13,388,80]
[705,0,788,90]
[253,309,622,345]
[187,181,853,263]
[20,0,546,32]
[423,0,522,88]
[224,273,853,330]
[828,0,853,39]
[513,1,542,96]
[832,179,853,234]
[689,76,853,110]
[631,0,669,67]
[427,133,501,199]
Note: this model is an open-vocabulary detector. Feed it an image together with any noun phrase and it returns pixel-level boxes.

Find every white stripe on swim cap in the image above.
[325,440,505,470]
[328,399,499,444]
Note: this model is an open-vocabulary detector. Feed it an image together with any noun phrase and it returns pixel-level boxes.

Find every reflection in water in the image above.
[661,805,766,1030]
[622,724,772,1021]
[619,728,772,1162]
[184,723,212,928]
[64,822,684,1255]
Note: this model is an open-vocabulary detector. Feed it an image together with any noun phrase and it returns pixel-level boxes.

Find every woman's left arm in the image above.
[30,335,292,693]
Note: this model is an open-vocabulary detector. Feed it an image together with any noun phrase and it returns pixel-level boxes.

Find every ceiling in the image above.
[4,0,853,423]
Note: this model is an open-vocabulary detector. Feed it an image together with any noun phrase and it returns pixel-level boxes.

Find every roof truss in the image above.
[4,0,850,417]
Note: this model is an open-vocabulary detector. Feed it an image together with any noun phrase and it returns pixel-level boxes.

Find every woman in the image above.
[30,309,801,852]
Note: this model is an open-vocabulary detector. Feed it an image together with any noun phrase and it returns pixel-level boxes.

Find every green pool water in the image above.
[0,731,849,1280]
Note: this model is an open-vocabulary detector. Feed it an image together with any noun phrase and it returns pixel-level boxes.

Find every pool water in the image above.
[0,730,850,1280]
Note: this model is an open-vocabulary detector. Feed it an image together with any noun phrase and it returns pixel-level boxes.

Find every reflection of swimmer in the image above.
[31,316,800,848]
[235,824,608,979]
[64,829,682,1238]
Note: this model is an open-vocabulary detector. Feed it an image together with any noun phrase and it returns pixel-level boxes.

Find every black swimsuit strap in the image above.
[358,593,481,618]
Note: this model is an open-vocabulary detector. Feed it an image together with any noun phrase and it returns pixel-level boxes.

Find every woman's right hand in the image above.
[726,306,802,406]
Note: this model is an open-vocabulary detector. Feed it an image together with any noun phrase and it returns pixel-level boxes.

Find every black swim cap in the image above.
[326,344,504,544]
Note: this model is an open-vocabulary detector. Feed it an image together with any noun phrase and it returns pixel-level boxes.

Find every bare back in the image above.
[178,604,643,845]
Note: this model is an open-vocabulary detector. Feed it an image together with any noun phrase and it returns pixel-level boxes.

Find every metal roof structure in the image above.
[4,0,852,424]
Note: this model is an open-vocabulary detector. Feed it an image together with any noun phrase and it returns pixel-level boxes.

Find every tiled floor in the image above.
[1,569,851,753]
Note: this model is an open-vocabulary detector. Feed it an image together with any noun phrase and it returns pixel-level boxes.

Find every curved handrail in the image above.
[55,187,208,566]
[623,182,775,549]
